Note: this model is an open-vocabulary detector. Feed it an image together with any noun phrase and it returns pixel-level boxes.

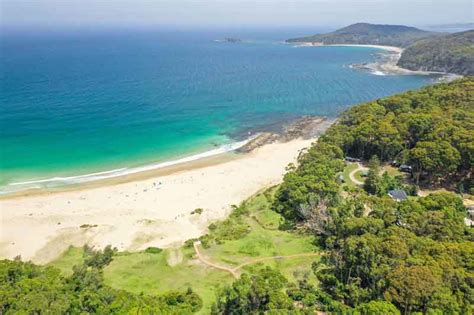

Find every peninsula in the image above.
[287,23,474,76]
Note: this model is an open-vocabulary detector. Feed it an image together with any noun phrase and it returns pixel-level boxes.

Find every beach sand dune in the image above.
[0,138,314,263]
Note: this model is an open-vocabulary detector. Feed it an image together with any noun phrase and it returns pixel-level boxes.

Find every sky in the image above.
[1,0,473,31]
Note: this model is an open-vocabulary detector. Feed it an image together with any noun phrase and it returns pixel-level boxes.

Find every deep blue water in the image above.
[0,29,433,190]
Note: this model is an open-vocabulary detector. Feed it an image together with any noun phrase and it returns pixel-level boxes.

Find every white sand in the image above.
[0,138,315,264]
[326,44,422,75]
[324,44,403,53]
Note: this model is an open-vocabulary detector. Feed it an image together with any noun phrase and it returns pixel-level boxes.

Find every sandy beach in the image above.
[293,42,409,74]
[0,136,316,264]
[335,44,462,80]
[294,42,461,79]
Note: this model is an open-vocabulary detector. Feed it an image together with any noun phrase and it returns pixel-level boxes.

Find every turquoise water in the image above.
[0,30,433,191]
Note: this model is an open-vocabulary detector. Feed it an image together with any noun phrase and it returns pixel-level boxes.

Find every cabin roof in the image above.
[388,189,408,201]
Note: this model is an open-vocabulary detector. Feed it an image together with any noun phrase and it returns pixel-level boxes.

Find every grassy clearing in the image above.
[341,162,358,187]
[353,169,367,183]
[48,246,84,276]
[383,165,403,177]
[104,248,233,314]
[203,219,315,265]
[200,187,318,281]
[49,186,320,313]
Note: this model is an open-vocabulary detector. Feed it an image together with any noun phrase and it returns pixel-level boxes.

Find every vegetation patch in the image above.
[144,246,163,254]
[48,245,84,276]
[191,208,203,215]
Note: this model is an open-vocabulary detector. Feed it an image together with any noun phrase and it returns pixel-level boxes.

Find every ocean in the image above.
[0,29,434,193]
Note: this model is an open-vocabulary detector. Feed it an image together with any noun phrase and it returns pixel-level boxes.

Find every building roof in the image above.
[388,189,408,201]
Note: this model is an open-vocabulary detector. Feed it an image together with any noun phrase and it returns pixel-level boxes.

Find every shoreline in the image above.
[0,138,253,197]
[292,42,462,80]
[0,116,331,198]
[0,117,331,264]
[0,138,317,263]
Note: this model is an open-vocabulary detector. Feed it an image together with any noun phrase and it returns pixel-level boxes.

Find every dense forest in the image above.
[320,77,473,187]
[286,23,438,47]
[398,30,474,75]
[1,79,473,314]
[218,78,474,314]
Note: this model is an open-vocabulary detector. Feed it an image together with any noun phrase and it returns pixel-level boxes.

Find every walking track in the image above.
[193,241,323,279]
[349,162,368,186]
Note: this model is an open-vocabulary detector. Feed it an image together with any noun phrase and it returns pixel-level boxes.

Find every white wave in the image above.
[372,71,386,76]
[2,137,255,194]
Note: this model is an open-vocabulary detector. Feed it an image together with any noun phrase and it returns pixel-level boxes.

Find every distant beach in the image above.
[293,42,462,80]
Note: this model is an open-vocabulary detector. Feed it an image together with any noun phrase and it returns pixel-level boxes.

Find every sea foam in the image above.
[2,137,254,194]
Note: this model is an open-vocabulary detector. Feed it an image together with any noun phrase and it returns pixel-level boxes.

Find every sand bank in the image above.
[0,136,316,264]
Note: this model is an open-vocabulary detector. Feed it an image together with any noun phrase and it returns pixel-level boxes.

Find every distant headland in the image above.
[287,23,474,76]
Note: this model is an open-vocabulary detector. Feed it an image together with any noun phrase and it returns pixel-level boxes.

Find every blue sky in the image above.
[2,0,473,30]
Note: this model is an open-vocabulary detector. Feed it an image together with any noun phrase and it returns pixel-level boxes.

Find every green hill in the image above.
[398,30,474,75]
[287,23,438,47]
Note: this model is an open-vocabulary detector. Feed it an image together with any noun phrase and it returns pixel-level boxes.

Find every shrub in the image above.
[144,247,163,254]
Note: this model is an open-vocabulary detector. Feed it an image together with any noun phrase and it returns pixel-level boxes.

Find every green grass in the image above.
[203,219,316,265]
[341,162,358,187]
[200,187,318,284]
[49,186,321,313]
[383,165,403,177]
[252,209,282,230]
[354,169,367,183]
[103,248,233,314]
[48,246,84,276]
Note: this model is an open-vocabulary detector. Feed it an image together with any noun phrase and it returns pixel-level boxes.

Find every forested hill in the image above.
[286,23,438,47]
[270,77,474,314]
[398,30,474,75]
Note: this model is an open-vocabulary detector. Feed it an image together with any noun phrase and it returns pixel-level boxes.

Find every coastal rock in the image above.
[237,116,332,153]
[236,133,279,153]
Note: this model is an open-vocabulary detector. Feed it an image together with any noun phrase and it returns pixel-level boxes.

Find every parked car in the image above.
[390,160,401,167]
[345,156,361,163]
[399,164,413,173]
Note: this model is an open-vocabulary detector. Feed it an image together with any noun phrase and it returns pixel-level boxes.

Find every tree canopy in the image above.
[321,77,473,187]
[0,246,202,314]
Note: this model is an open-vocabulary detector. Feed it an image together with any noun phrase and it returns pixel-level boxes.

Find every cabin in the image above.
[388,189,408,202]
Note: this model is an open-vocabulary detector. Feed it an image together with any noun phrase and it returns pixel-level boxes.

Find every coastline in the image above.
[293,42,462,80]
[0,116,330,198]
[0,138,254,197]
[0,117,331,264]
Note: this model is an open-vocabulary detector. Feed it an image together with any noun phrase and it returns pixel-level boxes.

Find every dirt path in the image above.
[349,163,368,186]
[193,241,239,278]
[193,241,323,279]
